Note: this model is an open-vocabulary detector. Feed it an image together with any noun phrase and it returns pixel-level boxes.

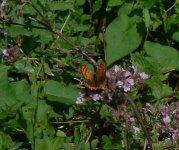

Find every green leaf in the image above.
[0,131,14,149]
[44,80,79,105]
[172,31,179,42]
[147,76,173,100]
[32,29,52,44]
[140,0,157,9]
[93,0,102,13]
[9,25,31,37]
[35,137,65,150]
[10,80,32,103]
[44,63,54,76]
[14,60,35,74]
[143,9,151,30]
[106,14,142,65]
[56,130,66,137]
[117,2,133,15]
[107,0,124,7]
[36,100,56,122]
[75,0,86,6]
[144,41,179,72]
[50,1,74,11]
[0,65,17,111]
[131,53,160,75]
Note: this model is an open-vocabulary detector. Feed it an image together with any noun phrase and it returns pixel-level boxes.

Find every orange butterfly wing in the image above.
[81,65,97,90]
[96,61,106,89]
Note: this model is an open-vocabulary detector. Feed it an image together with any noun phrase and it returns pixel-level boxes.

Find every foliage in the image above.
[0,0,178,149]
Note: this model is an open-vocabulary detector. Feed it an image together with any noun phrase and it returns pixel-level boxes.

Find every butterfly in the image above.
[80,61,106,90]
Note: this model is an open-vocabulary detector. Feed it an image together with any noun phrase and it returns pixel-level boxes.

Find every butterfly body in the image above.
[81,61,106,90]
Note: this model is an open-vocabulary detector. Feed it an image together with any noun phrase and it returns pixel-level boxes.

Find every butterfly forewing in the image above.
[96,61,106,89]
[81,65,97,90]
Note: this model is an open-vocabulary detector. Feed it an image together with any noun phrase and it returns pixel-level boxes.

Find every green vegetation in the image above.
[0,0,178,149]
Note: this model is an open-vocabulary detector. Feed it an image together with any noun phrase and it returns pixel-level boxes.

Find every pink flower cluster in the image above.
[2,47,20,64]
[145,102,179,141]
[76,65,149,104]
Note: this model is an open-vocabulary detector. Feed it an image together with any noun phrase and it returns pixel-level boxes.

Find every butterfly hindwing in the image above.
[81,65,97,90]
[96,61,106,89]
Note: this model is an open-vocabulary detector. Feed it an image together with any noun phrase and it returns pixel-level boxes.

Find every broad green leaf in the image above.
[23,5,36,15]
[14,60,35,74]
[144,41,179,72]
[117,2,133,15]
[131,53,160,75]
[44,80,79,105]
[106,14,142,65]
[0,65,17,111]
[9,25,31,37]
[36,100,57,122]
[32,29,52,44]
[172,31,179,42]
[10,80,32,103]
[147,76,173,100]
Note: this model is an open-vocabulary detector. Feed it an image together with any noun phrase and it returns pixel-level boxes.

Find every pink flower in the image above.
[116,80,123,87]
[106,71,111,78]
[161,105,170,116]
[2,48,9,56]
[132,66,137,73]
[90,94,102,101]
[133,126,141,134]
[123,70,131,77]
[126,78,134,86]
[123,83,132,92]
[139,72,149,80]
[145,103,152,113]
[172,130,179,140]
[163,115,171,124]
[76,97,85,104]
[114,65,120,73]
